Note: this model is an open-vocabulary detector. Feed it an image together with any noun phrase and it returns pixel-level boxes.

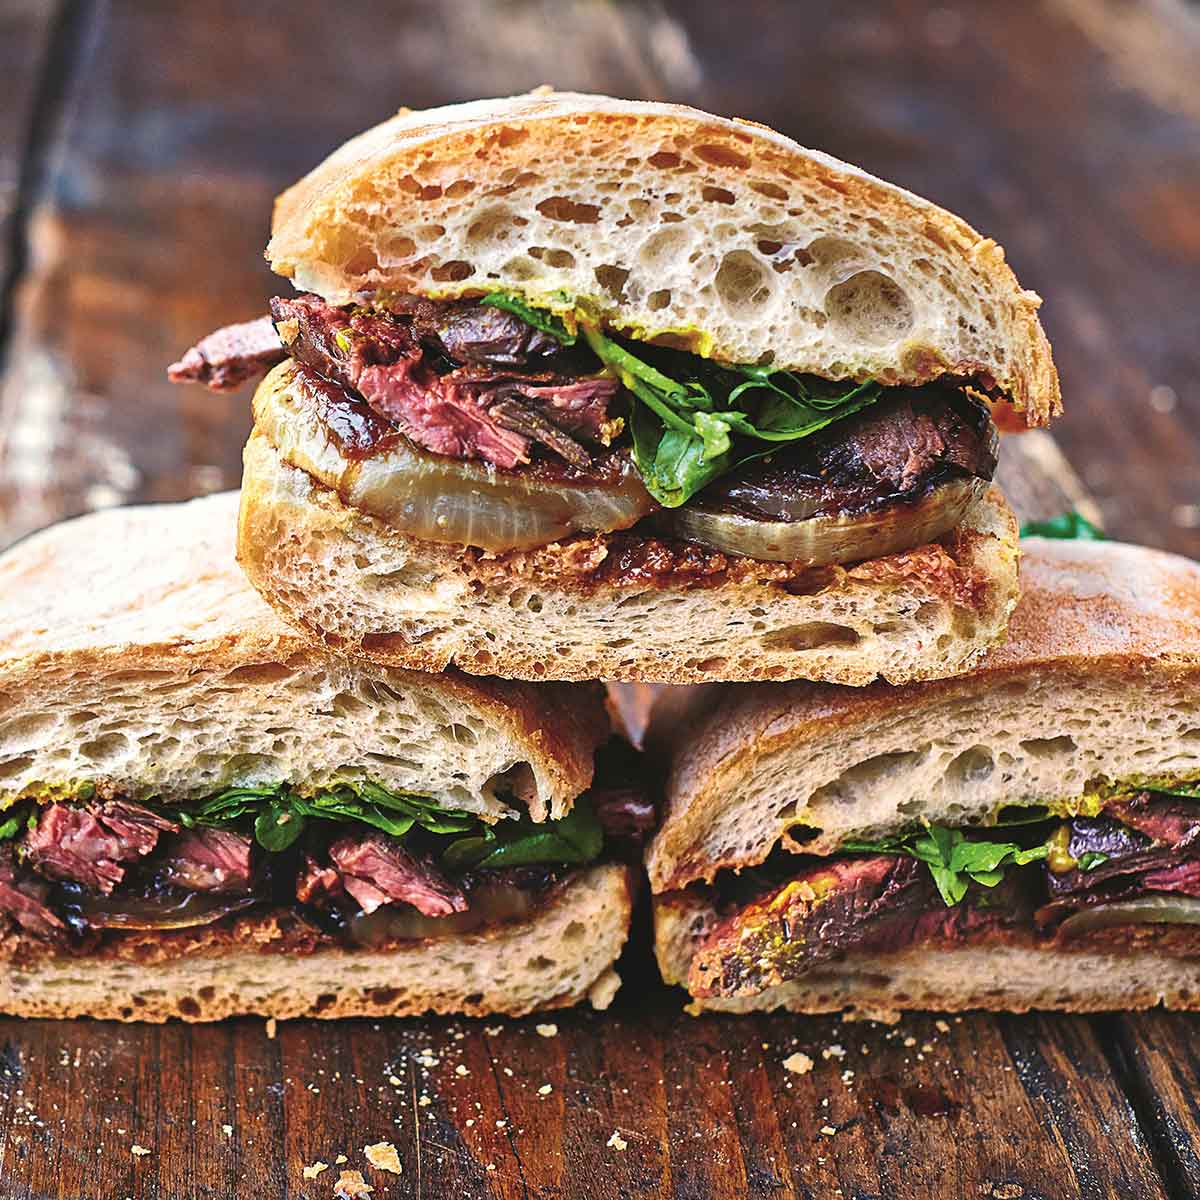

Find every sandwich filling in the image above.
[0,754,653,956]
[170,293,998,563]
[684,783,1200,999]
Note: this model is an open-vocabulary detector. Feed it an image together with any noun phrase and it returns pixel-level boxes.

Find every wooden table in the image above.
[0,2,1198,1196]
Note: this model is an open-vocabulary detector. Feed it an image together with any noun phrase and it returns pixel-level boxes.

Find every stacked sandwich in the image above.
[11,90,1190,1023]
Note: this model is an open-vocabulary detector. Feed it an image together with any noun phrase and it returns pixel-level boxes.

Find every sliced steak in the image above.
[700,387,997,522]
[167,316,285,390]
[691,854,1027,999]
[328,833,467,918]
[159,829,254,894]
[1038,794,1200,926]
[0,848,63,938]
[25,802,178,894]
[295,855,343,906]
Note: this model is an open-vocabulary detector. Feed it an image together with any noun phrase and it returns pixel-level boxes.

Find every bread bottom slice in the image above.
[0,865,632,1022]
[238,432,1020,686]
[654,891,1200,1017]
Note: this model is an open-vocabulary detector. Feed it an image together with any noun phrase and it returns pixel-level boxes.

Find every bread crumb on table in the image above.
[782,1052,813,1075]
[607,1130,628,1151]
[334,1168,374,1197]
[537,1084,553,1096]
[302,1161,329,1180]
[363,1142,402,1175]
[265,1017,277,1039]
[130,1145,151,1158]
[535,1023,558,1038]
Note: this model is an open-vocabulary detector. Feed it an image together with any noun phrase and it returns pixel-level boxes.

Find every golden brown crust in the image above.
[267,91,1058,426]
[0,493,608,813]
[648,536,1200,891]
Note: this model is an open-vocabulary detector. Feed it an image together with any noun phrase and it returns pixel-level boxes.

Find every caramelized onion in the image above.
[660,475,989,564]
[68,888,261,930]
[1056,896,1200,940]
[346,880,537,946]
[253,361,655,552]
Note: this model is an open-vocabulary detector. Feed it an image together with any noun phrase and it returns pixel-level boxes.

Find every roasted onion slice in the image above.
[346,879,540,946]
[65,887,261,930]
[253,360,655,552]
[660,475,990,565]
[1056,896,1200,940]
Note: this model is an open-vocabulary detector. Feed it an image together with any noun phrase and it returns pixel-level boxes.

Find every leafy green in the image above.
[581,322,882,507]
[1020,512,1106,540]
[1077,850,1110,872]
[481,292,577,345]
[148,780,605,871]
[1147,780,1200,801]
[440,797,603,871]
[0,813,25,841]
[842,824,1051,906]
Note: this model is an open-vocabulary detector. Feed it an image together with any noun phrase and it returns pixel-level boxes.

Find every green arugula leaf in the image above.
[1146,780,1200,801]
[254,798,305,852]
[0,813,24,841]
[1020,512,1106,540]
[481,292,577,345]
[1077,850,1110,872]
[577,320,882,507]
[439,797,603,872]
[843,822,1051,907]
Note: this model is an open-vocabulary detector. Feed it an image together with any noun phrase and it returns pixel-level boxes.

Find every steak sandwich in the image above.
[651,535,1200,1015]
[0,492,645,1022]
[170,90,1059,686]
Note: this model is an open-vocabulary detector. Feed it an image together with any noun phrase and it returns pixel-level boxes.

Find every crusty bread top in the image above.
[648,537,1200,889]
[0,493,607,818]
[267,90,1058,426]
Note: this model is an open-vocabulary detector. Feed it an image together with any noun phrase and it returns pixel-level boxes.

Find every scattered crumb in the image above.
[782,1052,813,1075]
[303,1161,329,1180]
[265,1017,278,1040]
[486,1163,496,1173]
[455,1065,470,1077]
[334,1168,373,1197]
[484,1025,503,1036]
[336,1154,348,1164]
[388,1075,402,1087]
[130,1145,151,1158]
[903,1036,917,1048]
[607,1130,628,1151]
[537,1085,553,1096]
[935,1019,951,1034]
[841,1070,855,1085]
[535,1023,559,1038]
[221,1124,233,1137]
[503,1067,514,1077]
[921,1042,934,1054]
[363,1142,402,1175]
[821,1044,846,1061]
[820,1125,837,1137]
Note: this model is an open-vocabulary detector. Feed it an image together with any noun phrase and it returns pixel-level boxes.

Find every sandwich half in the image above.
[650,535,1200,1014]
[0,492,645,1022]
[169,90,1054,686]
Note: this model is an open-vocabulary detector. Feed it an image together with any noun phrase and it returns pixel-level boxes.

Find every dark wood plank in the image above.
[0,0,59,293]
[1106,1013,1200,1198]
[661,0,1200,560]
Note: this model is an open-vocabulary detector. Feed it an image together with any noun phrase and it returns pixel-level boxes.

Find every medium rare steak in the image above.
[167,315,284,390]
[326,834,468,918]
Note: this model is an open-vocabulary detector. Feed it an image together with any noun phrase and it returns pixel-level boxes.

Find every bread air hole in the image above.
[761,622,860,651]
[1019,735,1078,760]
[947,745,995,784]
[824,270,915,345]
[715,251,774,319]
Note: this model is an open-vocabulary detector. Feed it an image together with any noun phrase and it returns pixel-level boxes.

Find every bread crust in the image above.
[654,890,1200,1016]
[0,492,608,818]
[647,537,1200,891]
[0,864,633,1021]
[266,91,1058,426]
[238,431,1021,686]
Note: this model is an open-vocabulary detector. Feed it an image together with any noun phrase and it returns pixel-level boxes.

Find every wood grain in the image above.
[0,2,1197,1199]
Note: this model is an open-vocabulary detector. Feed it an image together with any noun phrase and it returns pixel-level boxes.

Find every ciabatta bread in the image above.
[268,91,1058,424]
[238,428,1020,686]
[0,492,607,823]
[647,537,1200,892]
[0,864,632,1022]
